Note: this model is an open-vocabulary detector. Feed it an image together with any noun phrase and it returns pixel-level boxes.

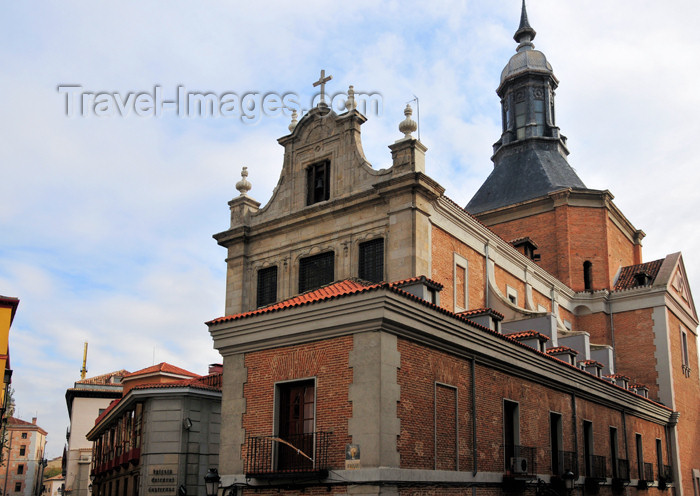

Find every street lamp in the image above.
[562,469,576,493]
[204,468,220,496]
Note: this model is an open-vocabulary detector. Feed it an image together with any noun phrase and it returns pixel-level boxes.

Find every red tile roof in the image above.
[505,330,550,341]
[578,359,603,367]
[613,259,664,291]
[8,417,36,427]
[546,346,579,355]
[124,362,198,379]
[75,370,130,385]
[606,373,630,381]
[457,308,505,320]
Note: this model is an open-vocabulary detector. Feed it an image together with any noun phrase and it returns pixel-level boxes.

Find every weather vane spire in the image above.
[513,0,536,51]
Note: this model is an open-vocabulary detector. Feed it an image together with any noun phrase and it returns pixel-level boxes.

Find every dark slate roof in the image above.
[466,143,586,214]
[613,259,664,291]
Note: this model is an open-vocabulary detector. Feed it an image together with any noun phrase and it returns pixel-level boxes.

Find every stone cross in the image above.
[313,69,332,106]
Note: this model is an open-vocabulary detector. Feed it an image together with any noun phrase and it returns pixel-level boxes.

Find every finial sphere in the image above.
[399,104,418,139]
[236,166,252,196]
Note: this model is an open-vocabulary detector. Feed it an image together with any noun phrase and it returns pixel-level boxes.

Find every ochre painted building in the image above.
[207,3,698,496]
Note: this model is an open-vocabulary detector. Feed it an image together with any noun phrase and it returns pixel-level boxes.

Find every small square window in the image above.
[299,251,334,293]
[506,286,518,306]
[20,433,27,439]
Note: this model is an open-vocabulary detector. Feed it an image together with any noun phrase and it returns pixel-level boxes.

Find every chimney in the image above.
[32,417,37,425]
[208,364,223,375]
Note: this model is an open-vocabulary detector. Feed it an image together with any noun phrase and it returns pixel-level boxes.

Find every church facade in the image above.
[207,3,699,496]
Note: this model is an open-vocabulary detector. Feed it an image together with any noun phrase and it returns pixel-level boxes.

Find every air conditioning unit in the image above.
[511,457,529,474]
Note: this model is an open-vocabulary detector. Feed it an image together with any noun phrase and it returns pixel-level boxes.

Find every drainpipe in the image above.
[471,358,477,476]
[608,295,616,371]
[571,393,578,477]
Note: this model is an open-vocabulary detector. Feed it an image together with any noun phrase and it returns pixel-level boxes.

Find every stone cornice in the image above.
[209,288,673,424]
[86,386,221,440]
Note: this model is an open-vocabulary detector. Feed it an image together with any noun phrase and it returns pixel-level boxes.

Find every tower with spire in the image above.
[466,0,643,293]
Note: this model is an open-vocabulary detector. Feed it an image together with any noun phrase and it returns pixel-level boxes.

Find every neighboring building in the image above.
[206,3,698,496]
[0,417,48,496]
[64,370,127,496]
[0,296,18,447]
[87,363,222,496]
[42,474,65,496]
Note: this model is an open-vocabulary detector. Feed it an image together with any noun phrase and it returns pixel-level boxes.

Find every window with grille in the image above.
[299,252,334,293]
[257,266,278,308]
[358,238,384,283]
[19,446,26,456]
[17,464,24,475]
[306,160,330,205]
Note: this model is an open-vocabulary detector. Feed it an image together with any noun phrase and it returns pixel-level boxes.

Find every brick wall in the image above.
[396,338,474,471]
[431,226,486,312]
[667,310,700,496]
[242,336,354,472]
[612,308,659,399]
[576,311,611,345]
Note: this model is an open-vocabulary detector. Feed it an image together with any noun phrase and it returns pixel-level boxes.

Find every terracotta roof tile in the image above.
[613,259,664,291]
[457,308,505,320]
[578,359,603,367]
[76,370,130,385]
[208,274,670,412]
[505,330,550,341]
[546,346,579,355]
[124,362,198,379]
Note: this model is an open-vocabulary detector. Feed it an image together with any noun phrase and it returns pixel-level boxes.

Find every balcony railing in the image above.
[642,462,654,482]
[614,458,630,482]
[246,432,331,478]
[552,450,579,478]
[585,454,607,480]
[661,464,673,483]
[503,445,537,479]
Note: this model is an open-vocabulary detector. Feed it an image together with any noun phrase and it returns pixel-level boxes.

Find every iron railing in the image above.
[661,464,673,483]
[551,450,578,478]
[246,432,331,477]
[504,445,537,478]
[586,454,607,480]
[643,462,654,482]
[614,458,631,482]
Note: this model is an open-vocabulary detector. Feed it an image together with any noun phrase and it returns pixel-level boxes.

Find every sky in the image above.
[1,1,699,459]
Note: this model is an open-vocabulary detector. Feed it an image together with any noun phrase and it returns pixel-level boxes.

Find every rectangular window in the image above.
[610,427,619,478]
[506,286,518,306]
[277,380,315,471]
[19,446,26,456]
[454,254,468,312]
[257,266,278,308]
[534,99,545,136]
[14,482,21,492]
[550,412,563,474]
[515,101,526,140]
[656,439,663,480]
[299,251,334,293]
[20,432,27,439]
[636,434,644,480]
[306,160,330,205]
[583,420,594,476]
[358,238,384,283]
[503,400,520,471]
[17,464,24,475]
[681,327,691,376]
